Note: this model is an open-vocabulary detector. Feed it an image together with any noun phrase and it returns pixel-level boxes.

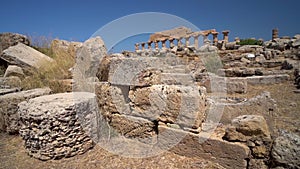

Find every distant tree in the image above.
[237,39,263,46]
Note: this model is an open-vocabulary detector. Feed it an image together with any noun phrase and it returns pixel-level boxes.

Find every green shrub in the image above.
[238,39,263,46]
[202,53,223,74]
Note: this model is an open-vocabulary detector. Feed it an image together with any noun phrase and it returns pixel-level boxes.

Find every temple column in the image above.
[169,38,174,48]
[234,37,240,44]
[177,38,182,47]
[135,43,139,51]
[141,43,145,51]
[272,28,279,40]
[147,41,152,49]
[162,40,167,49]
[222,30,230,43]
[155,41,159,50]
[193,35,199,49]
[212,32,219,46]
[185,36,190,47]
[203,33,209,44]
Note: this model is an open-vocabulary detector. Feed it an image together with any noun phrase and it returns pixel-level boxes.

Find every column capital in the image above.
[135,43,139,51]
[147,41,152,49]
[222,30,230,35]
[211,31,219,35]
[141,42,146,50]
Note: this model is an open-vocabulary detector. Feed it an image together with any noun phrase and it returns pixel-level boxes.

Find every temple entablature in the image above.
[134,27,230,51]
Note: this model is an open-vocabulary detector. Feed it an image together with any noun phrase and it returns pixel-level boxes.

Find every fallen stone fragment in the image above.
[1,43,54,71]
[18,92,97,160]
[0,87,52,133]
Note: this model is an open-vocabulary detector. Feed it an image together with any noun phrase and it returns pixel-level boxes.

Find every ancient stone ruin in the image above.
[0,28,299,169]
[134,27,230,51]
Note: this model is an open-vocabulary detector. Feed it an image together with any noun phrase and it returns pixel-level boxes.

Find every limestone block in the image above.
[157,125,250,169]
[0,88,51,133]
[1,43,54,70]
[18,92,97,160]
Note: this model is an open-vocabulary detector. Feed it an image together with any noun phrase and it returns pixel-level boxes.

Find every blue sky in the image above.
[1,0,300,52]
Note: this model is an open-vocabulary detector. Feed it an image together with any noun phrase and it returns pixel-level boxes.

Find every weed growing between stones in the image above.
[21,40,75,93]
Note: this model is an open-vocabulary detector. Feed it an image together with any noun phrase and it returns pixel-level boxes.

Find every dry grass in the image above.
[21,45,74,93]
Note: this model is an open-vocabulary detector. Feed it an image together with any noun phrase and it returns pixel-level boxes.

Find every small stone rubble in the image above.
[223,115,273,169]
[271,130,300,168]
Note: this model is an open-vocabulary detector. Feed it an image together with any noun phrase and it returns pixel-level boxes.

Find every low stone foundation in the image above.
[0,87,52,134]
[18,92,97,160]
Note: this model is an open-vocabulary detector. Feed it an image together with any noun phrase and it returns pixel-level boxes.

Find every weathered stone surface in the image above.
[75,36,107,77]
[157,125,250,169]
[50,39,82,57]
[0,76,21,88]
[160,73,193,85]
[73,37,107,92]
[249,159,268,169]
[1,43,54,70]
[219,92,276,129]
[255,54,266,63]
[223,115,273,167]
[246,74,289,85]
[105,57,157,85]
[222,67,260,77]
[149,27,192,42]
[98,56,189,86]
[95,82,131,119]
[197,44,218,53]
[241,57,251,64]
[129,85,206,129]
[0,88,20,95]
[0,88,51,133]
[292,38,300,47]
[109,114,155,140]
[271,131,300,168]
[18,92,97,160]
[230,115,271,139]
[4,65,24,78]
[226,77,247,94]
[262,60,284,68]
[200,75,247,94]
[96,81,206,129]
[281,60,293,70]
[238,45,262,53]
[0,33,30,53]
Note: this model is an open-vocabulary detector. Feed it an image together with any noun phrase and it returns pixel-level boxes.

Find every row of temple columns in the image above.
[135,30,230,51]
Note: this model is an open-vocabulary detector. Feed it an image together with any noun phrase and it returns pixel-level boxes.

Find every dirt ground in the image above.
[0,133,225,169]
[245,82,300,135]
[0,81,299,169]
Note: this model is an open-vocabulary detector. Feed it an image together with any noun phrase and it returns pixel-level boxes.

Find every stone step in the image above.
[162,68,187,73]
[161,73,194,85]
[0,88,21,95]
[157,125,249,169]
